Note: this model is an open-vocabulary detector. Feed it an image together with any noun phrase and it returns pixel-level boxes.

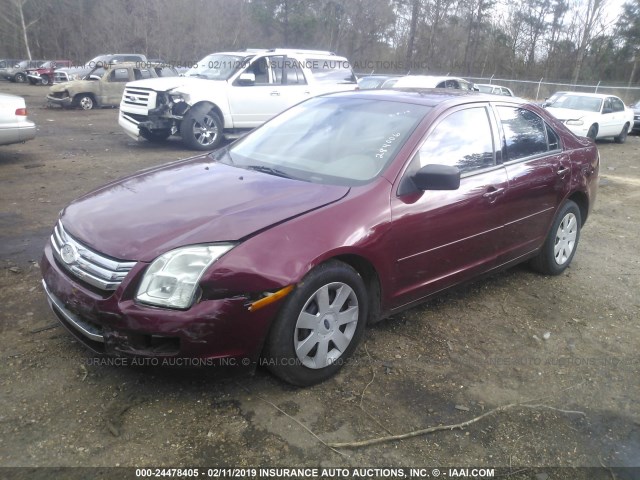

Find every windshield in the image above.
[219,96,430,186]
[185,54,249,80]
[548,94,602,112]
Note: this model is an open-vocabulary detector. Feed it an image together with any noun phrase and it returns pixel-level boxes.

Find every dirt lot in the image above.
[0,81,638,479]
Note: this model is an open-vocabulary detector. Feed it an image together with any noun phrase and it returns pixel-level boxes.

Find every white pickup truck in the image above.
[118,49,358,150]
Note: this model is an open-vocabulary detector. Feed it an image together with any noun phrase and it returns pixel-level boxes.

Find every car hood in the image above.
[61,156,349,262]
[545,107,593,121]
[49,80,95,92]
[124,76,225,93]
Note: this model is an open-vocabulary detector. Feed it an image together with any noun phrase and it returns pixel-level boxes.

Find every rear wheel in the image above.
[586,124,598,141]
[530,200,581,275]
[40,74,50,86]
[614,123,629,144]
[140,128,171,142]
[264,260,368,386]
[180,106,223,150]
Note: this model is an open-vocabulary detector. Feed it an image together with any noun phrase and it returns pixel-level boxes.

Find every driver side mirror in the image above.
[88,75,101,81]
[237,72,255,85]
[414,164,461,191]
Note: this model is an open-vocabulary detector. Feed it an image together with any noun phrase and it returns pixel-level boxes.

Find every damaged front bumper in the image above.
[40,240,279,367]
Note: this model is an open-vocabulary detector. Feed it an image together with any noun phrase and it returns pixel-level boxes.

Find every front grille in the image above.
[122,86,155,108]
[51,221,136,291]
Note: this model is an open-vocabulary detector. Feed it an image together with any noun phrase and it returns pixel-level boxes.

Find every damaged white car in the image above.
[118,48,358,150]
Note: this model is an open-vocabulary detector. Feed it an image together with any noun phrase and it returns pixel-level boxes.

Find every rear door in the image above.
[389,103,509,308]
[493,105,571,264]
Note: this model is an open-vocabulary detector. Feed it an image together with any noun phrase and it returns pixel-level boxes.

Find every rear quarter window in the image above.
[306,57,356,84]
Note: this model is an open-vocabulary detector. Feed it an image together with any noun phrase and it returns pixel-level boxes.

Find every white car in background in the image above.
[0,93,36,146]
[545,92,633,143]
[475,83,514,96]
[390,75,476,90]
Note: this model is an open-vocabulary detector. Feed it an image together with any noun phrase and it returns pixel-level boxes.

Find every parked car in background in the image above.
[42,89,599,386]
[357,74,401,89]
[391,75,476,90]
[475,83,514,96]
[545,92,634,142]
[0,59,21,79]
[2,60,46,82]
[118,48,358,150]
[53,53,147,84]
[630,100,640,132]
[27,60,72,85]
[0,93,36,146]
[47,62,178,110]
[541,91,569,107]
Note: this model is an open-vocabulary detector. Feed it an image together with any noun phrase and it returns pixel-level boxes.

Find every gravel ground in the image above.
[0,81,639,480]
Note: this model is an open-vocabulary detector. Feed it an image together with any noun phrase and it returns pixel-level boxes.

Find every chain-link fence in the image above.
[466,76,640,104]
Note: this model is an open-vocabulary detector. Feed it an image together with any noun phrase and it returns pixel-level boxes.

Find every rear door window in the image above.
[306,57,356,84]
[496,106,555,160]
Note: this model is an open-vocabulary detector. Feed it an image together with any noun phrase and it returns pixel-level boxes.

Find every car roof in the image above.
[392,75,471,88]
[324,88,525,107]
[556,92,615,99]
[208,49,346,60]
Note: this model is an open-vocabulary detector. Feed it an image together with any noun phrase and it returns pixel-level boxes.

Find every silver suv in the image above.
[118,48,357,150]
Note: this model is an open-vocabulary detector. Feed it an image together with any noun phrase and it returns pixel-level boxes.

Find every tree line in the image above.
[1,0,639,86]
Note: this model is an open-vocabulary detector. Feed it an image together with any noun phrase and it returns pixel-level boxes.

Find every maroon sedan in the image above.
[41,90,599,386]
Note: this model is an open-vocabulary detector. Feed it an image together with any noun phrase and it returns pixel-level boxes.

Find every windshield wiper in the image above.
[245,165,293,179]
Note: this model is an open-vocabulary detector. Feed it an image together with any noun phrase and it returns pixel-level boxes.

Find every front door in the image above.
[389,104,509,309]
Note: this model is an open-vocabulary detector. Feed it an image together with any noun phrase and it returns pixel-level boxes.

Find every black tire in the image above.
[614,123,629,144]
[140,127,171,142]
[75,94,95,110]
[586,124,598,141]
[14,72,27,83]
[530,200,581,275]
[40,74,50,86]
[180,106,223,150]
[264,260,368,386]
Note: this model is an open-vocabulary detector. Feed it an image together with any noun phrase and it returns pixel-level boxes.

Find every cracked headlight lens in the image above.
[136,244,234,309]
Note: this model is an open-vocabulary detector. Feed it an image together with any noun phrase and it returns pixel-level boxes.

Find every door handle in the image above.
[557,166,569,176]
[482,187,505,199]
[270,91,280,96]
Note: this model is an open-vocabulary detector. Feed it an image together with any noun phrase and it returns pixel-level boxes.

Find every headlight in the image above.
[136,244,234,309]
[566,119,584,126]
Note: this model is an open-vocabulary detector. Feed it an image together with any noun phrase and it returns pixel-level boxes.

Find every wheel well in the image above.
[190,102,224,125]
[75,92,95,101]
[334,254,382,324]
[568,191,589,226]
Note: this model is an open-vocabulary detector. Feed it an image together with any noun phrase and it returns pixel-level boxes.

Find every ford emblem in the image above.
[60,243,77,264]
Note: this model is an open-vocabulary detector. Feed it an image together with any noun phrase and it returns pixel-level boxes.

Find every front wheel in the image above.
[40,74,50,86]
[180,107,223,150]
[614,123,629,144]
[140,127,171,142]
[75,94,95,110]
[586,124,598,141]
[264,260,368,386]
[530,200,581,275]
[14,73,27,83]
